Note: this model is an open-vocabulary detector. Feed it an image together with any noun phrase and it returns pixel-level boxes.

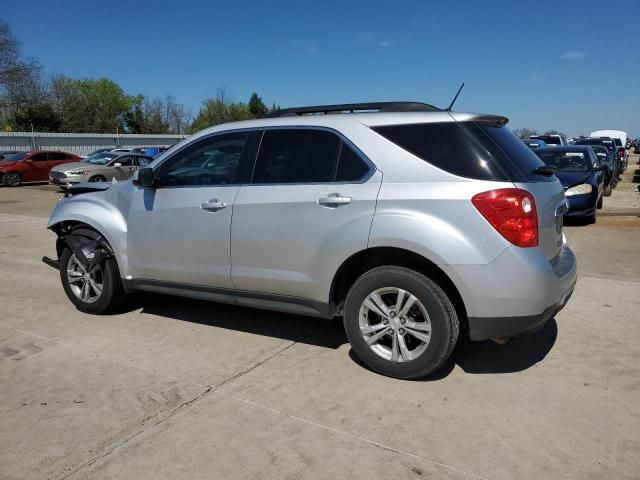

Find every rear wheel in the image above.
[343,266,459,379]
[2,172,21,187]
[603,180,612,197]
[60,247,126,314]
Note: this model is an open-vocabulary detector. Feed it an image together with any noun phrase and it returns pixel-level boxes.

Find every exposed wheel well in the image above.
[330,247,468,334]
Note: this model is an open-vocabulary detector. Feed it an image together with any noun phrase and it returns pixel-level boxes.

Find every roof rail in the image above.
[266,101,441,118]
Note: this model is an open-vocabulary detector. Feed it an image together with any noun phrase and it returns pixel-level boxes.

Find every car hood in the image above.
[51,162,105,172]
[554,171,592,188]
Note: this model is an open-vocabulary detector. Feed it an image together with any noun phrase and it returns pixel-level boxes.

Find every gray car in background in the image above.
[49,152,154,185]
[44,102,577,379]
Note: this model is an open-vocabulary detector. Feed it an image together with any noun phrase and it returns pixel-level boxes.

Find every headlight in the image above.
[67,170,89,175]
[565,184,592,196]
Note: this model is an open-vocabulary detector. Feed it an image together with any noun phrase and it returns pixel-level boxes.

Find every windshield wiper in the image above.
[532,166,558,176]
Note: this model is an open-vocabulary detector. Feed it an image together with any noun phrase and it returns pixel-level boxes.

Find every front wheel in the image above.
[88,175,106,183]
[60,247,126,314]
[343,266,459,379]
[2,172,22,187]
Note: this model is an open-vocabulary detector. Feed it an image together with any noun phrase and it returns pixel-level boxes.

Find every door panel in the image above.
[22,153,50,181]
[127,186,239,287]
[126,131,253,288]
[231,171,382,302]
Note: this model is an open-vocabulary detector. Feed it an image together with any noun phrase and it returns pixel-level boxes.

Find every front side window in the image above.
[253,129,340,184]
[113,156,133,167]
[137,156,153,167]
[157,132,249,187]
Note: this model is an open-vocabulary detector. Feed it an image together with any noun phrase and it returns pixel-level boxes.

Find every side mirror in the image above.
[113,162,122,167]
[136,167,156,188]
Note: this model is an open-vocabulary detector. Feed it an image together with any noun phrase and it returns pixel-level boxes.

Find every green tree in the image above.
[248,92,268,117]
[12,101,61,132]
[190,90,253,133]
[51,75,132,132]
[513,128,539,139]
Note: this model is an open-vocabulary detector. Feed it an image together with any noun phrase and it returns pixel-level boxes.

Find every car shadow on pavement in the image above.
[349,319,558,381]
[122,292,557,380]
[123,292,348,350]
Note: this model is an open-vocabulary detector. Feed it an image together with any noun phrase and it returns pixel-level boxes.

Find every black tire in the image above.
[2,171,21,187]
[88,175,106,183]
[603,181,612,197]
[343,266,459,379]
[586,210,597,224]
[597,195,603,209]
[59,246,126,314]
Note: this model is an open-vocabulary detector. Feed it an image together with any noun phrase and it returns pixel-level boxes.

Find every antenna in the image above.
[445,83,465,112]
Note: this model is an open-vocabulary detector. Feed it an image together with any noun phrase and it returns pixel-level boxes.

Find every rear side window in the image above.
[374,122,551,182]
[373,122,511,181]
[476,124,551,182]
[253,129,340,184]
[31,153,48,161]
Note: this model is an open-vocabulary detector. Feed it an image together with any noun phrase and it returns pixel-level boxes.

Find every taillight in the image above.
[472,188,538,248]
[618,150,624,158]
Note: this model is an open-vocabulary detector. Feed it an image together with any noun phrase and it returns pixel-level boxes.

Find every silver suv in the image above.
[44,102,577,379]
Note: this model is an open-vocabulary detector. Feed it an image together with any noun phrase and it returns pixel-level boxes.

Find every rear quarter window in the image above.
[373,122,510,181]
[373,122,551,182]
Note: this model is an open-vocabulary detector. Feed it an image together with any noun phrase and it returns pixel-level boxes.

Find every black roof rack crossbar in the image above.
[266,101,441,118]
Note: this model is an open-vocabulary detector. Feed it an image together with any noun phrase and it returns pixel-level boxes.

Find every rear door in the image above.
[230,128,381,303]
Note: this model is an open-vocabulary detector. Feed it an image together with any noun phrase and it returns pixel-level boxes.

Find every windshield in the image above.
[536,151,590,172]
[5,152,29,161]
[81,153,118,165]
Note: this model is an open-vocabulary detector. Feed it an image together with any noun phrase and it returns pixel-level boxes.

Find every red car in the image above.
[0,150,81,186]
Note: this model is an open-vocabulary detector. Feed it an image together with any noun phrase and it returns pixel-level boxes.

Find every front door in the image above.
[22,152,50,181]
[127,131,253,288]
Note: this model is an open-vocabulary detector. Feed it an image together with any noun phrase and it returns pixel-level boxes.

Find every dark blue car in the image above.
[534,146,607,223]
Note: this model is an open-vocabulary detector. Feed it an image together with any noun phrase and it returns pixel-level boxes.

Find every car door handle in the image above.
[318,193,352,208]
[200,199,228,212]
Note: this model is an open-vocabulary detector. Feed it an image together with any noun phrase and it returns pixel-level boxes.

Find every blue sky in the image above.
[4,0,639,136]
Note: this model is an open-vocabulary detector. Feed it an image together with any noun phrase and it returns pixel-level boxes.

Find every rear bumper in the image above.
[447,239,577,340]
[468,287,574,341]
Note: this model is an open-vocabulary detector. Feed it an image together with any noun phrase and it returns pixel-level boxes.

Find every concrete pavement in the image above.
[1,155,639,479]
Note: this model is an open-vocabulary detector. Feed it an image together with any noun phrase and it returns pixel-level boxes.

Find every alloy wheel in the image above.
[358,287,431,362]
[66,254,104,304]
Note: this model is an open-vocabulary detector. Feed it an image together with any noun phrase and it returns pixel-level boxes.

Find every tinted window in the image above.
[113,156,133,166]
[531,135,562,145]
[477,124,550,181]
[137,156,153,167]
[31,153,48,161]
[49,152,69,161]
[336,143,370,181]
[373,122,511,181]
[157,132,249,187]
[6,152,28,161]
[253,129,339,184]
[613,138,622,147]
